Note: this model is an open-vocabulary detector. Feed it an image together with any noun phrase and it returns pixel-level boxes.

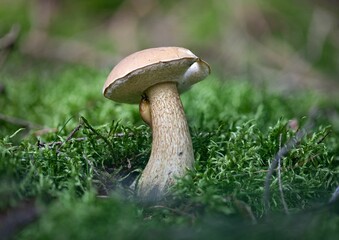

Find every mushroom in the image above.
[103,47,210,202]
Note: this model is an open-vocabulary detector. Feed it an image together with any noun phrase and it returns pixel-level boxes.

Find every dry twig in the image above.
[0,24,20,67]
[0,113,43,129]
[0,24,20,50]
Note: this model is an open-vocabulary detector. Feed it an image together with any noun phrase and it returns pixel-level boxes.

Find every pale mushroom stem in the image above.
[137,82,194,202]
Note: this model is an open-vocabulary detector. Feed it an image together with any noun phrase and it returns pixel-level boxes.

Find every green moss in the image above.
[1,69,338,238]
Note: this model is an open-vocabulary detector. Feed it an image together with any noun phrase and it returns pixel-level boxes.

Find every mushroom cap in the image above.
[103,47,211,103]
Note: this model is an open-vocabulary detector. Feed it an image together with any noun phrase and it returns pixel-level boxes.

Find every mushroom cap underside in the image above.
[103,47,210,104]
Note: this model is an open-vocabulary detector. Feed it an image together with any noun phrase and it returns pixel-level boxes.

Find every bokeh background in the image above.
[1,0,339,94]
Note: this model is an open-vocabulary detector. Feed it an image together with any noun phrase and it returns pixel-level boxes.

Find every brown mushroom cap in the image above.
[103,47,210,103]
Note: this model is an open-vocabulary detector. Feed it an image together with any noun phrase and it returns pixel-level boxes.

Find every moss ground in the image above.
[1,55,338,239]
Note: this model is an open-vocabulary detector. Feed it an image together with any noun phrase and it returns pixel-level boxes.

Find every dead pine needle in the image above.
[277,133,289,215]
[263,108,317,216]
[80,116,114,153]
[56,123,82,152]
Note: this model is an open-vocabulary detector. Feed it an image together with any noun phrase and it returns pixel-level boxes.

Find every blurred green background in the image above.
[1,0,339,133]
[1,0,339,88]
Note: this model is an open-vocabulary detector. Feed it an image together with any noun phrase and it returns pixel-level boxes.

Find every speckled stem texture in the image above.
[137,82,194,202]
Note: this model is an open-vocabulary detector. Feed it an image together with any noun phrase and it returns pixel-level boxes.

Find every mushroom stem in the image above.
[137,82,194,202]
